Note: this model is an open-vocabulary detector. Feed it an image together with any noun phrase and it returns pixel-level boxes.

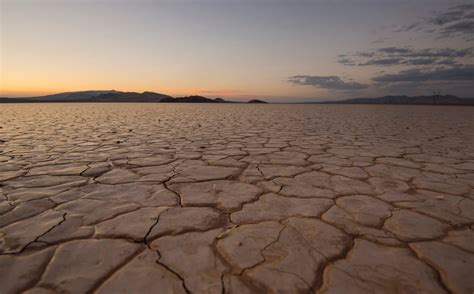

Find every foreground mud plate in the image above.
[0,104,473,293]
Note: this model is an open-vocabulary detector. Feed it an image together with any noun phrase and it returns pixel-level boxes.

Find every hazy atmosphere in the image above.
[1,0,473,102]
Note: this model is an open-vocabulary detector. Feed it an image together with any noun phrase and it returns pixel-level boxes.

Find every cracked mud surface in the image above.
[1,103,473,293]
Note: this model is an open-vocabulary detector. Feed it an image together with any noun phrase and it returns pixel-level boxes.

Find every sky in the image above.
[0,0,473,102]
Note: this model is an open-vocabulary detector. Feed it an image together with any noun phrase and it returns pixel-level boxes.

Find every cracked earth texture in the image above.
[0,103,473,294]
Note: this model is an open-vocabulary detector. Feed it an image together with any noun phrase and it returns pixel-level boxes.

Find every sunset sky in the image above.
[1,0,473,102]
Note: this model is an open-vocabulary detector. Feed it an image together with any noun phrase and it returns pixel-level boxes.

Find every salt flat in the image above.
[0,103,473,293]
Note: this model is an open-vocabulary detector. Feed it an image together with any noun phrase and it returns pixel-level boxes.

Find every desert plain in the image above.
[0,103,473,293]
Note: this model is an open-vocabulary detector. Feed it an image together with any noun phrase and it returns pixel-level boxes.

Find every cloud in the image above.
[338,47,472,67]
[371,64,474,97]
[429,8,466,25]
[377,47,412,54]
[337,58,356,66]
[372,65,474,83]
[355,51,375,58]
[329,4,474,96]
[360,58,404,66]
[401,48,473,58]
[429,4,474,24]
[395,21,423,32]
[437,59,458,65]
[440,20,474,37]
[399,4,474,39]
[288,75,369,90]
[403,58,438,65]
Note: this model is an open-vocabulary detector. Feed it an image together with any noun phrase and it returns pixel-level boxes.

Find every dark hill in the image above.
[248,99,267,104]
[28,90,119,101]
[90,91,172,102]
[161,95,229,103]
[0,91,173,103]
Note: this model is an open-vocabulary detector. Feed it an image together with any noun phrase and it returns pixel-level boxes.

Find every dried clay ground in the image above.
[0,103,473,293]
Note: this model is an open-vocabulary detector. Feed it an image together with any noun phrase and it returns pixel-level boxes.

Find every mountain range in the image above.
[317,95,474,105]
[1,91,473,105]
[0,91,269,104]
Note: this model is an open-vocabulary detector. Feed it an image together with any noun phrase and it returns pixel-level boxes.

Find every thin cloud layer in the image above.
[397,4,474,39]
[290,3,474,97]
[373,65,474,83]
[288,75,369,90]
[338,47,473,67]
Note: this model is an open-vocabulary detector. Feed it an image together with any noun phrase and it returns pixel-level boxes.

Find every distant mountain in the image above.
[248,99,267,104]
[28,90,119,101]
[0,93,236,103]
[90,91,172,102]
[2,91,471,105]
[0,91,173,103]
[319,95,474,105]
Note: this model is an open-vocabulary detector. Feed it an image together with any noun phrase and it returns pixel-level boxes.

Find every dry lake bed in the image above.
[0,103,473,293]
